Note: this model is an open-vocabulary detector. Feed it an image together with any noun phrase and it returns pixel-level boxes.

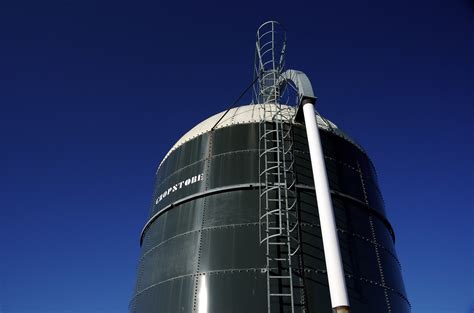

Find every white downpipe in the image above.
[302,101,350,312]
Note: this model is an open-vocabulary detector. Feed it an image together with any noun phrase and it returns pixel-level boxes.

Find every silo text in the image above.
[155,173,204,205]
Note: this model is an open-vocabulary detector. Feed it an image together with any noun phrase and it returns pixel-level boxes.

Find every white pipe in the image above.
[302,101,350,312]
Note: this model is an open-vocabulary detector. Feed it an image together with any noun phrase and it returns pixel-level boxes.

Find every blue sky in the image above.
[0,0,472,312]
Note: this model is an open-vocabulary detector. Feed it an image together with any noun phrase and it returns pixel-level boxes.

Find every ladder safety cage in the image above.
[255,21,305,313]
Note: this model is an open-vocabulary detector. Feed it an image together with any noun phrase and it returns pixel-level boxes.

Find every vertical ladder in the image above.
[259,104,301,313]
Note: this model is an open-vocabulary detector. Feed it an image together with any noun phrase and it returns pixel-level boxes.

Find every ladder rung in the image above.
[263,213,285,217]
[268,242,286,245]
[269,275,291,279]
[270,293,292,297]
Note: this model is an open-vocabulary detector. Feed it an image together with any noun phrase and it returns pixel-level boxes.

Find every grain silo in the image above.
[130,21,409,313]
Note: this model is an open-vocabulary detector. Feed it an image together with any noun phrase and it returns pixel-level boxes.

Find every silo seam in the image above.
[130,268,410,309]
[192,129,212,313]
[299,269,410,308]
[323,155,387,211]
[358,161,392,313]
[154,148,260,193]
[140,222,260,261]
[153,149,379,214]
[140,220,401,271]
[298,223,401,269]
[343,273,410,307]
[156,123,368,186]
[295,151,378,192]
[297,185,395,243]
[156,115,368,173]
[132,268,263,298]
[141,184,397,250]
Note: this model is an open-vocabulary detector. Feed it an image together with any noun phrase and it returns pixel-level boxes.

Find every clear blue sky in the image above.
[0,0,472,312]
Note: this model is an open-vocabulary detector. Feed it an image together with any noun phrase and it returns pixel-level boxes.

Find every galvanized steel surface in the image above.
[130,122,409,313]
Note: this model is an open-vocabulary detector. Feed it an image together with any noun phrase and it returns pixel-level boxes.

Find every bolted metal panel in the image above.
[130,121,409,313]
[203,189,259,227]
[142,198,205,252]
[137,231,200,290]
[207,151,259,189]
[199,224,266,272]
[199,271,267,313]
[131,276,195,313]
[211,123,260,155]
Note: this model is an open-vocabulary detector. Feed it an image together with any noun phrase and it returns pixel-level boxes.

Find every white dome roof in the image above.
[158,104,362,169]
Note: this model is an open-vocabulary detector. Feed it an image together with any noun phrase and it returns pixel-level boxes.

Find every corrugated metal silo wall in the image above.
[130,122,410,313]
